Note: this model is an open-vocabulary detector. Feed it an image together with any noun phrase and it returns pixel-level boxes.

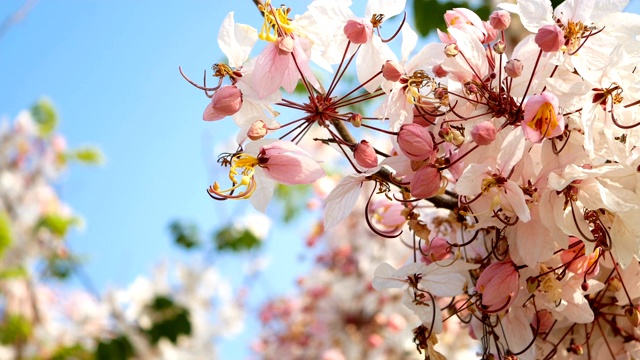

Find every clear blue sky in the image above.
[2,0,639,358]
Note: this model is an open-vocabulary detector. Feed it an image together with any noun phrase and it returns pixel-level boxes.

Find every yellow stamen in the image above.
[209,153,259,199]
[259,0,294,42]
[527,102,559,138]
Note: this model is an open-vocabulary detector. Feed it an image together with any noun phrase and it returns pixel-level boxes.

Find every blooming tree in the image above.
[184,0,640,358]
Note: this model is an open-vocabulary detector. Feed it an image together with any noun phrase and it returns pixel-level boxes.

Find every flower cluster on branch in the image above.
[186,0,640,358]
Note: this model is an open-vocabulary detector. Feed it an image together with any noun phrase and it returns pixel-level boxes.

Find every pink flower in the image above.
[535,25,565,52]
[258,141,326,185]
[343,18,372,44]
[397,123,435,161]
[476,261,520,312]
[522,92,564,143]
[354,140,378,168]
[203,85,243,121]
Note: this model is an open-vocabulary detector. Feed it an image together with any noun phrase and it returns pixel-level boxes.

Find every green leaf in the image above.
[67,146,104,165]
[169,220,201,250]
[0,212,12,259]
[214,225,261,252]
[0,314,32,344]
[0,266,27,280]
[51,344,93,360]
[95,336,134,360]
[30,98,58,137]
[274,184,311,223]
[35,214,79,238]
[143,296,192,345]
[44,255,80,280]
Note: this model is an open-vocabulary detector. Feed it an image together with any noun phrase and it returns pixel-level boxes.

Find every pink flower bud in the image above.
[367,333,384,348]
[532,310,554,334]
[354,140,378,168]
[476,261,519,312]
[247,120,268,140]
[203,85,243,121]
[504,59,523,78]
[397,123,435,161]
[482,21,498,44]
[349,113,362,127]
[471,121,497,145]
[410,166,441,199]
[382,60,404,82]
[422,236,452,264]
[277,36,295,54]
[258,141,325,185]
[344,18,373,44]
[535,25,565,52]
[489,10,511,30]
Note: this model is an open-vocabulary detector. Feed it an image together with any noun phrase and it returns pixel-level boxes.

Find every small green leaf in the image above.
[169,220,201,250]
[44,255,80,280]
[214,225,261,252]
[0,266,27,280]
[30,98,58,137]
[143,296,192,345]
[0,314,32,344]
[51,344,92,360]
[0,212,12,259]
[68,146,104,165]
[95,335,134,360]
[35,214,79,238]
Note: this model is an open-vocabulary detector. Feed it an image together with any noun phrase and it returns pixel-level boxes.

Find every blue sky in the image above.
[2,0,640,358]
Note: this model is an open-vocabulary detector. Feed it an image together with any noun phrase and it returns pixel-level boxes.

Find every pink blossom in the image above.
[203,85,243,121]
[397,123,435,161]
[535,25,565,52]
[410,166,441,199]
[381,60,404,82]
[504,59,523,77]
[476,261,519,312]
[354,140,378,168]
[343,18,372,44]
[522,92,564,143]
[258,141,325,185]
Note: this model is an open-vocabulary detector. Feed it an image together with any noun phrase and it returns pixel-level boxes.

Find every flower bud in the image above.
[397,123,435,161]
[382,60,404,82]
[493,40,506,54]
[354,140,378,168]
[476,261,519,312]
[349,113,362,127]
[410,166,441,199]
[532,310,554,334]
[344,18,373,44]
[482,21,498,44]
[535,25,565,52]
[444,43,459,57]
[504,59,523,78]
[247,120,268,140]
[203,85,243,121]
[489,10,511,30]
[471,121,497,145]
[625,306,640,327]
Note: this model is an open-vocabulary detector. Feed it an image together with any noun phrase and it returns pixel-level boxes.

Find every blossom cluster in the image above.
[188,0,640,358]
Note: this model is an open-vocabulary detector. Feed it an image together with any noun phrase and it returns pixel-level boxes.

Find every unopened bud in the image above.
[444,43,459,57]
[471,121,497,145]
[398,124,435,161]
[504,59,523,78]
[493,40,506,54]
[625,306,640,327]
[354,140,378,168]
[535,25,565,52]
[440,127,464,146]
[203,85,243,121]
[349,113,362,127]
[581,281,589,291]
[382,60,404,82]
[489,10,511,30]
[344,18,373,44]
[247,120,268,140]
